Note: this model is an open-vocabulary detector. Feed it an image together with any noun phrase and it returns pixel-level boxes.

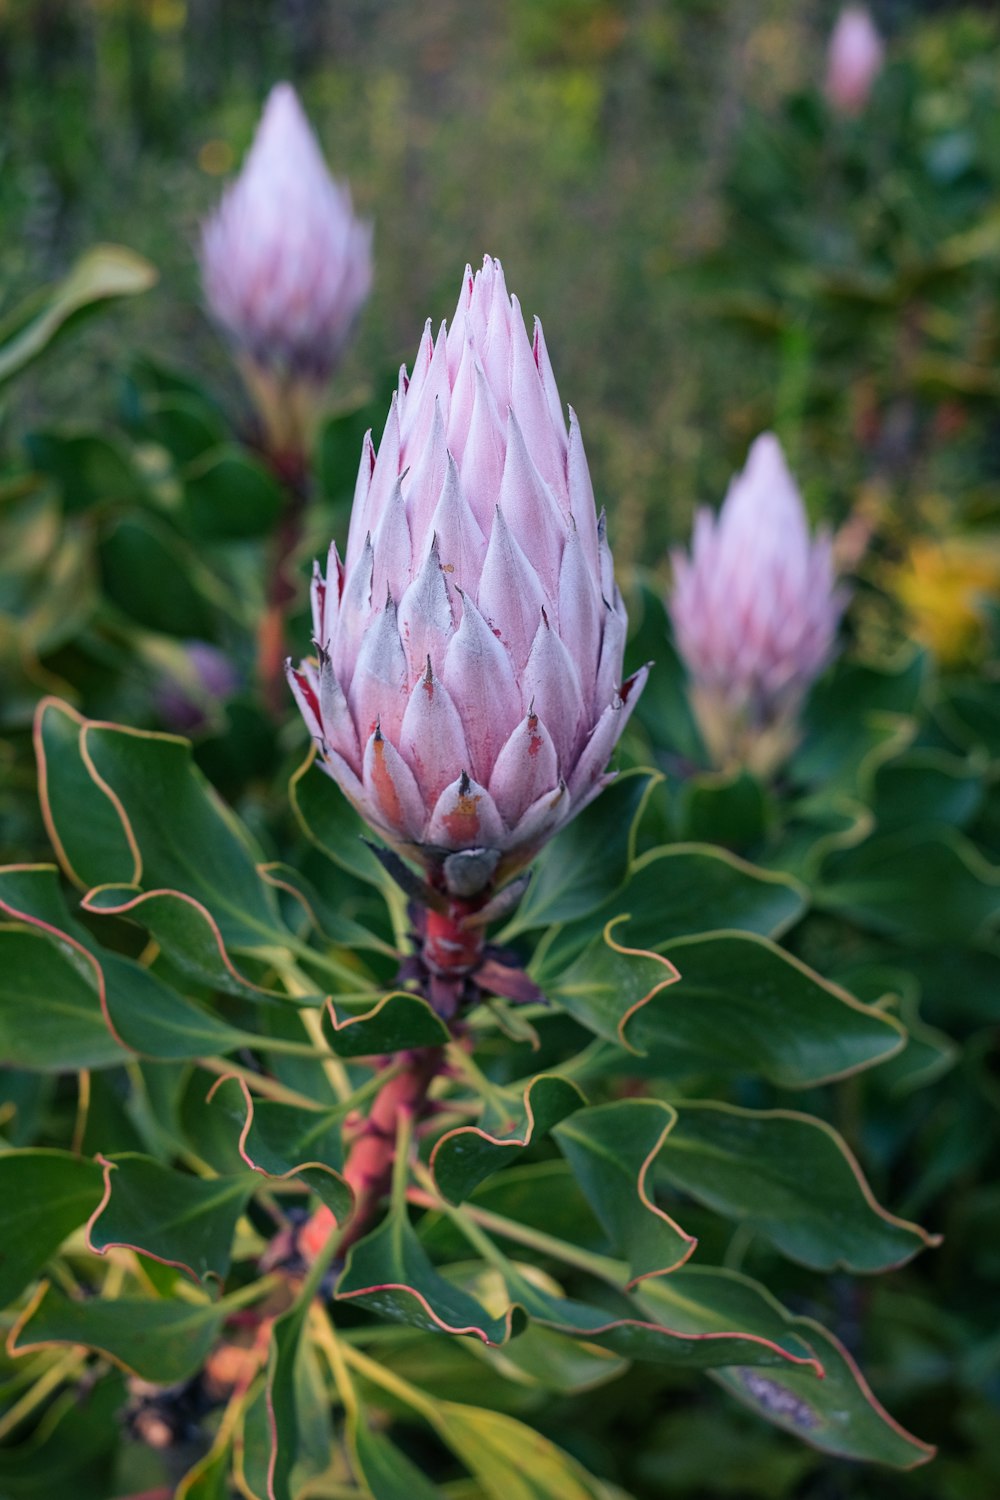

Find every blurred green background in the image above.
[4,0,1000,577]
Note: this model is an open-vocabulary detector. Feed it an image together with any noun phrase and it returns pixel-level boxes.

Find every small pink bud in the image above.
[289,257,644,894]
[824,6,884,118]
[200,84,372,453]
[669,434,848,775]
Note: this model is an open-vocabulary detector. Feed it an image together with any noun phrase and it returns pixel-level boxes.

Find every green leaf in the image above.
[0,1372,124,1497]
[429,1402,613,1500]
[0,244,156,387]
[35,699,138,889]
[25,428,144,514]
[10,1281,229,1384]
[99,513,216,635]
[183,446,284,539]
[677,768,771,849]
[87,1153,253,1284]
[206,1075,352,1223]
[656,1103,938,1271]
[337,1205,520,1345]
[505,770,660,934]
[870,748,984,832]
[816,826,1000,945]
[0,1151,104,1306]
[432,1074,586,1203]
[323,992,451,1057]
[553,1101,695,1280]
[792,652,925,792]
[0,924,127,1071]
[290,749,389,890]
[547,920,681,1052]
[80,883,278,999]
[0,864,254,1063]
[628,581,705,763]
[537,844,805,977]
[140,392,228,466]
[715,1318,935,1467]
[628,931,906,1087]
[349,1417,442,1500]
[77,720,289,952]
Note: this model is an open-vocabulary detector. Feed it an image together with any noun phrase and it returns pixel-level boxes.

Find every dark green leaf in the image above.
[553,1100,695,1279]
[432,1074,586,1203]
[715,1318,934,1467]
[11,1282,228,1384]
[0,1151,104,1306]
[183,447,284,539]
[656,1103,937,1271]
[88,1153,252,1284]
[99,513,216,635]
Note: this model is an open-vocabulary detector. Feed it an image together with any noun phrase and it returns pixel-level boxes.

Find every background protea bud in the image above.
[669,433,848,777]
[200,82,372,461]
[289,256,645,901]
[824,6,884,119]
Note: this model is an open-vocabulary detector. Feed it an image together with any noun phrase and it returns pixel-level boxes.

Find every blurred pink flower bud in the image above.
[289,257,645,896]
[670,434,847,776]
[824,6,884,118]
[200,83,372,456]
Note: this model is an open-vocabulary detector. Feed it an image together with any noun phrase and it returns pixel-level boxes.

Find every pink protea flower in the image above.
[670,433,848,776]
[288,256,646,899]
[824,6,884,118]
[200,83,372,457]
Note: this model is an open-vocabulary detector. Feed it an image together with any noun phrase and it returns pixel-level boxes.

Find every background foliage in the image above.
[1,2,999,1498]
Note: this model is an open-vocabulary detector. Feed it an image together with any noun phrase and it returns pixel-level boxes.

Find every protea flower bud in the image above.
[200,83,372,461]
[670,434,847,777]
[824,6,884,118]
[289,257,645,901]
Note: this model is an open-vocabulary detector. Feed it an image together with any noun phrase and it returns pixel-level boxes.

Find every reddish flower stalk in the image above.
[300,1047,444,1263]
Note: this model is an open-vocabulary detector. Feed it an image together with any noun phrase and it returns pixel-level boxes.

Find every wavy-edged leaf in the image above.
[629,931,906,1087]
[34,699,138,889]
[87,1153,253,1284]
[548,919,681,1052]
[422,1198,820,1374]
[432,1074,586,1204]
[67,717,290,954]
[870,747,984,832]
[206,1074,352,1223]
[553,1100,696,1282]
[656,1103,938,1272]
[677,769,771,848]
[537,844,805,977]
[505,770,660,934]
[793,652,927,792]
[80,882,280,999]
[716,1317,935,1467]
[816,826,1000,945]
[0,1371,125,1495]
[9,1281,228,1384]
[337,1204,521,1345]
[0,1151,104,1306]
[323,991,450,1056]
[25,428,145,514]
[0,243,156,387]
[0,923,127,1071]
[0,865,255,1062]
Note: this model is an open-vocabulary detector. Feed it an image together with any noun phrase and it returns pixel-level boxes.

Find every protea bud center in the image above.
[200,83,372,459]
[824,6,884,119]
[670,433,847,777]
[289,256,645,901]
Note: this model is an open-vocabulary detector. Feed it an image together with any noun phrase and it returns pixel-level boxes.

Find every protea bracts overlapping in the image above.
[670,433,847,776]
[289,256,646,906]
[200,82,372,459]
